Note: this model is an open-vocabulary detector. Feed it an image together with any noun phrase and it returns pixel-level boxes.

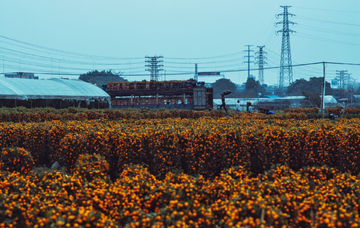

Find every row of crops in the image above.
[1,107,360,227]
[1,114,360,177]
[1,106,360,123]
[2,157,360,227]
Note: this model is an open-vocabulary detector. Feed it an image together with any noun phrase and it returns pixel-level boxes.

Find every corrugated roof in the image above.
[0,78,110,101]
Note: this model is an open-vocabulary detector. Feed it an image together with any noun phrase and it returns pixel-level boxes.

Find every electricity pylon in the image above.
[243,45,254,79]
[255,46,267,85]
[336,70,348,89]
[145,56,163,81]
[277,6,296,88]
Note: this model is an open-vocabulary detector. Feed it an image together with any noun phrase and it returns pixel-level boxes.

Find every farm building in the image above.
[107,80,213,110]
[0,77,111,108]
[213,98,276,111]
[213,95,338,111]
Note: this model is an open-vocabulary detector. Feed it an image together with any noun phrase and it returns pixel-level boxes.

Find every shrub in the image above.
[73,153,111,184]
[0,147,34,174]
[306,112,324,119]
[51,133,87,173]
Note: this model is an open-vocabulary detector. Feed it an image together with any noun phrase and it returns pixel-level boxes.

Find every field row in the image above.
[2,106,360,123]
[1,117,360,179]
[0,107,226,122]
[1,160,360,227]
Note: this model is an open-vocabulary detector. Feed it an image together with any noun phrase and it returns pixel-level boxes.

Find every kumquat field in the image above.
[3,107,360,227]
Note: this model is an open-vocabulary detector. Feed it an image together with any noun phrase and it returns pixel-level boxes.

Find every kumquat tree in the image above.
[2,107,360,227]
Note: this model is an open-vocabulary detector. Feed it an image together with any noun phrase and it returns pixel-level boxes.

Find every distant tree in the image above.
[329,88,349,98]
[286,77,331,95]
[212,78,237,98]
[301,91,321,107]
[275,88,286,97]
[245,78,257,90]
[79,70,127,88]
[244,77,266,95]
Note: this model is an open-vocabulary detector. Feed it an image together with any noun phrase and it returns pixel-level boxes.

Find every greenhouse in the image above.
[0,78,111,108]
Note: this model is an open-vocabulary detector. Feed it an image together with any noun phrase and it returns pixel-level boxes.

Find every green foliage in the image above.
[244,77,266,96]
[286,78,309,95]
[79,70,127,87]
[0,147,34,174]
[286,77,329,95]
[274,88,286,97]
[286,77,350,98]
[306,113,324,119]
[301,91,322,107]
[211,78,237,98]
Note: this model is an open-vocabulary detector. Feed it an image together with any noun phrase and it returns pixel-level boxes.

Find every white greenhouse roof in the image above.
[213,95,338,106]
[213,98,274,106]
[323,95,337,104]
[0,78,110,101]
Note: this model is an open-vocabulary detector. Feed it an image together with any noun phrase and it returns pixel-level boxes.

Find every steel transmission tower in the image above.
[255,46,267,85]
[336,70,348,89]
[145,56,163,81]
[277,6,296,88]
[243,45,254,79]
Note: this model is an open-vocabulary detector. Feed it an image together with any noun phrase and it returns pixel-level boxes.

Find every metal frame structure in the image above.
[107,80,213,110]
[255,46,267,85]
[145,56,163,81]
[277,6,295,88]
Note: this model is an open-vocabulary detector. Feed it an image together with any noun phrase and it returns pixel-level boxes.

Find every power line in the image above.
[164,57,245,65]
[1,33,359,79]
[294,6,360,14]
[2,61,356,76]
[295,24,360,37]
[294,33,360,46]
[0,47,145,66]
[165,51,243,60]
[296,16,360,27]
[0,35,144,60]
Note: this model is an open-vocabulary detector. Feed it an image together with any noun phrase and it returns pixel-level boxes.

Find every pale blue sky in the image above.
[0,0,359,86]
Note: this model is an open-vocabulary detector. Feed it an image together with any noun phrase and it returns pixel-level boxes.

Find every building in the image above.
[213,95,338,111]
[107,80,213,110]
[5,72,38,79]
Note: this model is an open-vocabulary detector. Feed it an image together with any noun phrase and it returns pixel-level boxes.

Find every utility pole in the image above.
[194,63,198,81]
[255,45,267,85]
[243,45,254,79]
[348,73,352,90]
[145,56,163,81]
[277,6,296,88]
[336,70,348,89]
[321,62,326,115]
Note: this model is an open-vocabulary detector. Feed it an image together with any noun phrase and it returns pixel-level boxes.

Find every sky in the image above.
[0,0,359,87]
